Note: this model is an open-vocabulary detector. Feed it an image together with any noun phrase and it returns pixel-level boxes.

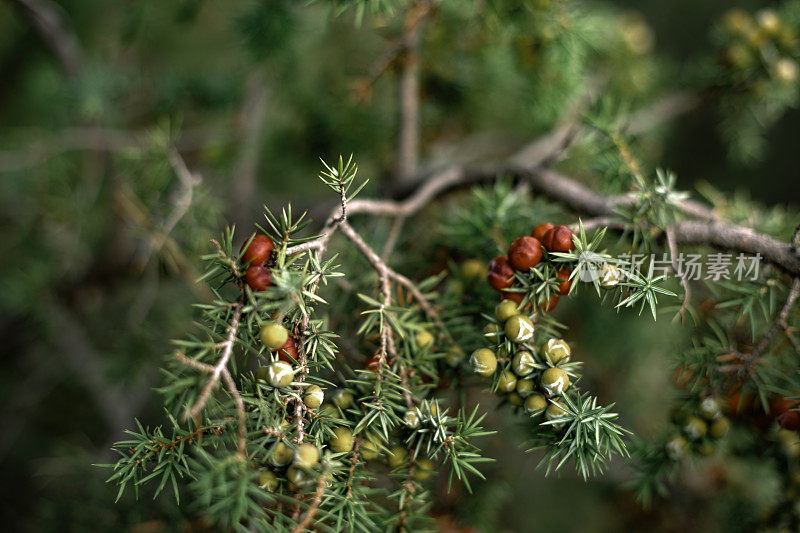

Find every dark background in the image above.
[0,1,797,531]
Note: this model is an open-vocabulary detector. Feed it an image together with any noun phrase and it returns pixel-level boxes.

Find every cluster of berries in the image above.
[254,323,437,493]
[241,234,276,291]
[487,223,575,309]
[486,222,622,310]
[725,391,800,432]
[665,397,731,460]
[720,8,798,86]
[470,299,576,427]
[257,399,436,494]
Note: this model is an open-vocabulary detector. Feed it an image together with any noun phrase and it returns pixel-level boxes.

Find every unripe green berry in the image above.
[698,397,720,421]
[665,434,688,460]
[318,403,337,418]
[697,441,716,457]
[484,323,502,339]
[683,416,707,440]
[507,392,524,406]
[756,8,781,35]
[504,314,534,343]
[414,458,434,481]
[460,259,485,280]
[495,300,519,322]
[270,442,293,467]
[774,57,798,84]
[303,385,324,409]
[293,443,320,468]
[404,407,421,428]
[329,427,354,453]
[723,9,752,35]
[387,446,407,469]
[332,390,354,410]
[497,370,517,393]
[470,349,498,377]
[709,417,730,439]
[777,429,800,458]
[258,469,279,492]
[543,339,571,365]
[259,323,289,350]
[511,350,536,377]
[599,264,621,290]
[516,378,536,397]
[287,466,314,490]
[669,405,691,425]
[360,439,380,460]
[525,394,548,415]
[266,361,294,388]
[425,400,444,418]
[541,367,570,396]
[544,401,568,427]
[445,346,465,367]
[415,329,434,350]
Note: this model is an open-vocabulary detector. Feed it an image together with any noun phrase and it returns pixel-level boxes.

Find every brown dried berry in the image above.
[245,265,273,291]
[772,397,800,431]
[555,268,571,295]
[487,256,515,292]
[276,337,298,363]
[507,236,543,271]
[542,225,575,253]
[241,234,275,266]
[531,223,555,242]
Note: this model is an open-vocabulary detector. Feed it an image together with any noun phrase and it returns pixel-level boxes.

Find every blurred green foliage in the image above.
[0,0,798,531]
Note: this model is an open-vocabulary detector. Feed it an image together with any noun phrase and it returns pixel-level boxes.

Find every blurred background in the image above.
[0,0,798,531]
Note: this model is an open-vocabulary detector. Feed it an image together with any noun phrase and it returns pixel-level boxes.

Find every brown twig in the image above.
[231,69,270,230]
[10,0,83,76]
[352,0,439,102]
[345,438,363,499]
[718,225,800,379]
[382,215,407,260]
[177,303,246,457]
[293,318,310,445]
[290,471,328,533]
[666,225,692,321]
[396,2,424,181]
[134,145,202,273]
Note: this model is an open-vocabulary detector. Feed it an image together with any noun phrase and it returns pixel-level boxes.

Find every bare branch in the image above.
[231,70,270,230]
[180,303,243,423]
[290,471,328,533]
[666,225,692,321]
[10,0,82,76]
[397,12,422,181]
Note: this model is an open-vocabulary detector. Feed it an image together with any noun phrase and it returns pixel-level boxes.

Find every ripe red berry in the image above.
[241,234,275,266]
[276,337,298,363]
[502,291,524,305]
[555,268,572,295]
[540,295,559,313]
[245,264,273,291]
[726,390,755,418]
[531,223,555,242]
[507,236,543,271]
[772,397,800,431]
[541,225,575,253]
[487,256,515,292]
